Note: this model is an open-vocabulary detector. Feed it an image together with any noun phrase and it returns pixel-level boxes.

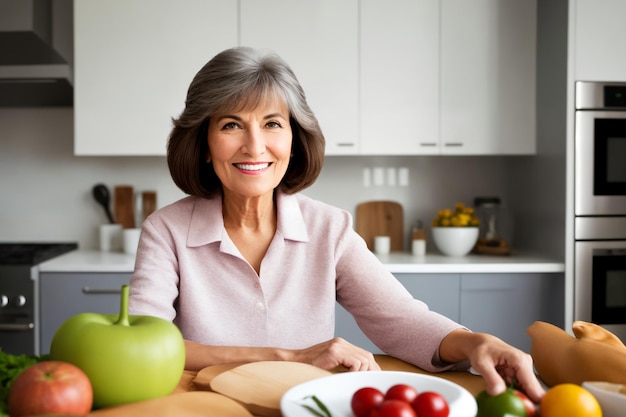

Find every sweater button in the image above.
[255,302,266,311]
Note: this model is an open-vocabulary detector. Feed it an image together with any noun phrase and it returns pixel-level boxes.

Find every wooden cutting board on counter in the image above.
[356,201,404,251]
[114,185,135,229]
[207,361,331,417]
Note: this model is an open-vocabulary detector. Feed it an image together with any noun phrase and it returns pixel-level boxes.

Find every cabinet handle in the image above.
[444,142,464,147]
[335,143,355,147]
[82,287,122,295]
[419,143,438,147]
[0,323,34,331]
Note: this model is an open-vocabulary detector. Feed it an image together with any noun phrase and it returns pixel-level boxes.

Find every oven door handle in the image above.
[0,323,34,331]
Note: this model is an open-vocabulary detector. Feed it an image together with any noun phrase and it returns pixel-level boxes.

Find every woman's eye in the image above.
[266,121,282,128]
[222,122,240,130]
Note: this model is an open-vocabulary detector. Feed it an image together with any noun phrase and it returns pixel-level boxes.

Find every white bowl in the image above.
[431,227,479,257]
[281,371,477,417]
[582,381,626,417]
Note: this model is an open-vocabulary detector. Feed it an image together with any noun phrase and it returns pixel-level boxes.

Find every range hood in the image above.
[0,0,73,106]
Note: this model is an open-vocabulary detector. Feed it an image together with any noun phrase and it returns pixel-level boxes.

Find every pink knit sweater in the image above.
[129,192,467,372]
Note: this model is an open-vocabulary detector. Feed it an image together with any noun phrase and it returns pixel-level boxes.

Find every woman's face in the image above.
[206,96,292,199]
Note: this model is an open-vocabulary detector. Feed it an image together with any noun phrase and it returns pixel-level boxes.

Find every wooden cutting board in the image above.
[141,190,157,222]
[356,201,404,251]
[114,185,135,229]
[193,363,244,391]
[208,361,332,417]
[88,391,252,417]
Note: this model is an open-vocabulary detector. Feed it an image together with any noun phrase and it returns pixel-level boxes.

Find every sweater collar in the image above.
[186,192,309,247]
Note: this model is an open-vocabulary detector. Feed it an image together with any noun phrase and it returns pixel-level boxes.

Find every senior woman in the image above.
[128,46,544,402]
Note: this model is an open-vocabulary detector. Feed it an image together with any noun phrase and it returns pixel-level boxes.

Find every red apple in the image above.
[8,361,93,417]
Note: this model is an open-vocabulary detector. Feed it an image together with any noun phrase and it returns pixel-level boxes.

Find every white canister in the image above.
[374,235,391,255]
[412,239,426,256]
[99,224,122,252]
[122,228,142,255]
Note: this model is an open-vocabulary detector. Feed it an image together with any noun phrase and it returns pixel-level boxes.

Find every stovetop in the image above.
[0,243,78,265]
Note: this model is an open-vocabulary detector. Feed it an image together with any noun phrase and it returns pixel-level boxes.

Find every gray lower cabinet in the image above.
[335,274,461,354]
[459,273,564,353]
[335,272,564,355]
[39,272,131,354]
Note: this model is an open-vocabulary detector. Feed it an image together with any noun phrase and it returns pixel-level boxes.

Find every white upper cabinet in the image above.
[240,0,359,155]
[440,0,537,155]
[360,0,440,155]
[573,0,626,82]
[73,0,537,156]
[74,0,237,156]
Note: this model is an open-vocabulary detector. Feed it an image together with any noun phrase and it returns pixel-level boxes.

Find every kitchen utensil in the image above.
[114,185,135,229]
[88,391,252,417]
[92,184,114,224]
[281,371,477,417]
[356,201,404,251]
[209,361,331,417]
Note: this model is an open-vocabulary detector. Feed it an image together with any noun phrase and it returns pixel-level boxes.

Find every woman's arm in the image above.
[184,338,380,372]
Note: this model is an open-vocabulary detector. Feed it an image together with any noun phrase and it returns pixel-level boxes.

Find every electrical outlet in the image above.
[386,167,397,186]
[373,167,385,186]
[363,168,371,187]
[398,167,409,186]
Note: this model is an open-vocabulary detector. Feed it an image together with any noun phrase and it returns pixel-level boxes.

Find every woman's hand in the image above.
[287,337,381,372]
[439,329,545,403]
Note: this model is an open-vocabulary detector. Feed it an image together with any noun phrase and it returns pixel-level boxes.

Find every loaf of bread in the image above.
[527,321,626,387]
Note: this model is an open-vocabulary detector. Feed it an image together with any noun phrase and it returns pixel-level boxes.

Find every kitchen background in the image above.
[0,106,564,258]
[3,0,626,359]
[0,0,569,260]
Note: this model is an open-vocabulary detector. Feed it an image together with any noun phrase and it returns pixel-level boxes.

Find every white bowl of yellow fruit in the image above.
[431,203,480,257]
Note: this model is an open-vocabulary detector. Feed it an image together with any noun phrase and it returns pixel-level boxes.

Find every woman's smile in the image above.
[233,162,273,174]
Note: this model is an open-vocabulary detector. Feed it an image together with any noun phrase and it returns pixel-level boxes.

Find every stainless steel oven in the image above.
[574,81,626,341]
[0,243,77,356]
[575,81,626,215]
[575,218,626,341]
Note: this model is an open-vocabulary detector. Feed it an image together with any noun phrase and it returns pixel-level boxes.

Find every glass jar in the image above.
[473,197,502,240]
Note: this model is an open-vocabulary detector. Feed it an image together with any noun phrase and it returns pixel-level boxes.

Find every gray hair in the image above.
[167,46,326,198]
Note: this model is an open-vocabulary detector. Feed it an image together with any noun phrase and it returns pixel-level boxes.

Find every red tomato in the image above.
[370,399,417,417]
[351,387,385,417]
[8,361,93,417]
[411,391,450,417]
[514,389,537,417]
[385,384,419,403]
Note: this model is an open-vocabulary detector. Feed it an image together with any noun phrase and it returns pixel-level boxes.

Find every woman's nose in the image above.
[242,127,266,156]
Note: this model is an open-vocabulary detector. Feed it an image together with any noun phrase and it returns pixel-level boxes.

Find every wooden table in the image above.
[89,355,484,416]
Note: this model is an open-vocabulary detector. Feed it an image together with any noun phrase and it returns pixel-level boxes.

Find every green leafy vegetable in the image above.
[300,395,333,417]
[0,348,45,417]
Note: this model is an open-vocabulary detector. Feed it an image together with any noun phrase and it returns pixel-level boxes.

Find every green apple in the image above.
[49,284,185,408]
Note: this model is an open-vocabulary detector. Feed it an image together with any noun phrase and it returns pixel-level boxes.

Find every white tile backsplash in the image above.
[0,108,559,255]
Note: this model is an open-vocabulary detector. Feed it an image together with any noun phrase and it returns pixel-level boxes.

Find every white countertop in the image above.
[39,250,137,273]
[374,252,564,273]
[39,249,565,274]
